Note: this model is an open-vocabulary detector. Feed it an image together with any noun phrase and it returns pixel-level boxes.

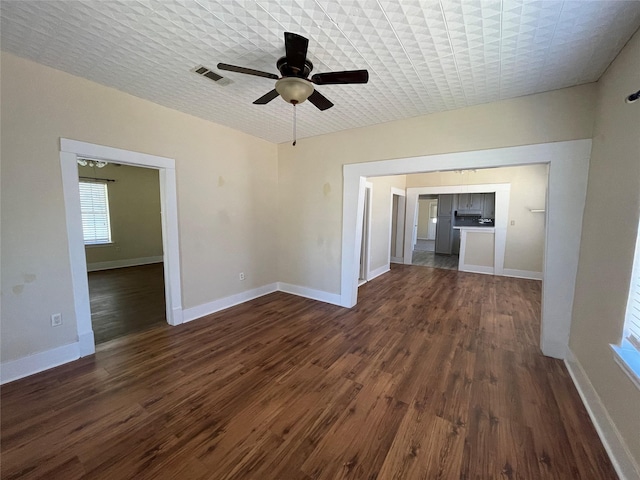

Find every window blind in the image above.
[626,249,640,351]
[79,181,112,245]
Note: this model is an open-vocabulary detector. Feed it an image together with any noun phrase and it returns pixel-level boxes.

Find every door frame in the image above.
[358,182,373,284]
[389,187,406,264]
[341,139,591,359]
[426,199,438,240]
[60,138,183,357]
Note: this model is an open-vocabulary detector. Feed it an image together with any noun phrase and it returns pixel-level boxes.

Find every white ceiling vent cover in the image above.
[192,66,232,86]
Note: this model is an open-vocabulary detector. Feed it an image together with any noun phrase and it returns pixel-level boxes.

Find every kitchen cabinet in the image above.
[435,216,452,254]
[438,194,454,216]
[452,228,461,255]
[435,194,454,254]
[483,193,495,218]
[457,193,484,213]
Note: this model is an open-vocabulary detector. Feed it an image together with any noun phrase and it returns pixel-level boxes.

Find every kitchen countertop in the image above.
[453,226,495,232]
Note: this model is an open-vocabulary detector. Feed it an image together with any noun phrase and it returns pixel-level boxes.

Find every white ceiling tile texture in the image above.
[1,0,639,143]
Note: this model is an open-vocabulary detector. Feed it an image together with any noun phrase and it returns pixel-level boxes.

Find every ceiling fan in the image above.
[217,32,369,111]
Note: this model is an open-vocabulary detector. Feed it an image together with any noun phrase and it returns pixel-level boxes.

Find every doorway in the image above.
[413,196,438,253]
[340,140,591,359]
[412,195,460,270]
[78,162,167,343]
[60,138,183,357]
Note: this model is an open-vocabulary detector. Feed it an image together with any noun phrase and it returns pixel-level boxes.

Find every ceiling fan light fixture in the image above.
[275,77,314,105]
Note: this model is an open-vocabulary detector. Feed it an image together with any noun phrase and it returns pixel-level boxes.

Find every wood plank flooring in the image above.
[88,263,166,344]
[411,251,459,270]
[1,265,617,479]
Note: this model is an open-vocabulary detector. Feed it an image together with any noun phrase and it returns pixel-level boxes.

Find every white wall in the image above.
[416,199,434,239]
[0,52,278,364]
[569,29,640,475]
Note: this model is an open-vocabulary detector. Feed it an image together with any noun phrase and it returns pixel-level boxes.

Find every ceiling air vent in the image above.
[191,65,232,86]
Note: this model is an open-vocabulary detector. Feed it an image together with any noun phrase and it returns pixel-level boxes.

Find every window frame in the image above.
[611,225,640,390]
[78,180,113,246]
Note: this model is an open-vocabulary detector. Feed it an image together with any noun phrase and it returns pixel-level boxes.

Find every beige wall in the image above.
[465,232,495,267]
[278,85,594,294]
[79,164,163,267]
[417,199,434,239]
[406,165,548,273]
[570,31,640,465]
[1,52,278,362]
[367,175,406,273]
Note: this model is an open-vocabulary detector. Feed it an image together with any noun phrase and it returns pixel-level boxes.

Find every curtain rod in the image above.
[79,176,116,182]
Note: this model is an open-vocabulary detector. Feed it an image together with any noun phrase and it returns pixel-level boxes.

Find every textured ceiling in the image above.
[2,1,639,144]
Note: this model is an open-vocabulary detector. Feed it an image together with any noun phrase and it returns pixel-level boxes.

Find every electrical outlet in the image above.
[51,313,62,327]
[510,220,515,226]
[239,272,245,281]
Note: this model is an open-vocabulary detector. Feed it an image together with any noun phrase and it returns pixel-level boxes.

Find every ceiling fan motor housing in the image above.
[276,56,313,78]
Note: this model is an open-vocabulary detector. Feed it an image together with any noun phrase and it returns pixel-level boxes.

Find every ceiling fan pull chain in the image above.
[292,104,297,146]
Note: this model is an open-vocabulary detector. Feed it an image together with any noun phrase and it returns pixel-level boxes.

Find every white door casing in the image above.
[389,187,406,264]
[60,138,184,357]
[426,200,438,240]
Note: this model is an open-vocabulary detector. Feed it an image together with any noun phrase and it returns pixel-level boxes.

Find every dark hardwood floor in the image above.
[88,263,166,344]
[1,265,617,479]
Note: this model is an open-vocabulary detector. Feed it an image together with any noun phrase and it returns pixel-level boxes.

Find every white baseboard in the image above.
[3,281,344,383]
[87,255,163,272]
[277,282,342,306]
[367,265,390,281]
[459,264,494,275]
[502,268,543,280]
[565,349,640,480]
[1,342,80,385]
[390,256,404,264]
[182,283,278,323]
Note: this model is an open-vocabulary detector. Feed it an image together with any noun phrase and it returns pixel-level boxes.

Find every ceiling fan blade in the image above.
[253,89,280,105]
[284,32,309,74]
[311,70,369,85]
[217,63,278,80]
[307,90,334,111]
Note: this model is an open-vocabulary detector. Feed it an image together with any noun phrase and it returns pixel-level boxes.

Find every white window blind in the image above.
[613,227,640,390]
[79,181,112,245]
[625,237,640,352]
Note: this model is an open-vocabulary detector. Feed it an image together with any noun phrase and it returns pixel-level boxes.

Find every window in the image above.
[612,227,640,390]
[79,181,112,245]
